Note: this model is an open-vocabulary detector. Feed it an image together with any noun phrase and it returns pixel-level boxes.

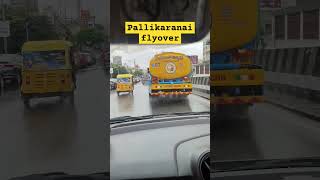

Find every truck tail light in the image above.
[249,74,255,80]
[152,77,158,84]
[183,76,190,82]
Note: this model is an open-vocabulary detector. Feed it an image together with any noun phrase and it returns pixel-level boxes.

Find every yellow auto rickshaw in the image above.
[116,74,134,96]
[21,40,76,107]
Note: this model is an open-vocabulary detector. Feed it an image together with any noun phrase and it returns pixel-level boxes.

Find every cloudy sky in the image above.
[111,39,206,70]
[38,0,108,27]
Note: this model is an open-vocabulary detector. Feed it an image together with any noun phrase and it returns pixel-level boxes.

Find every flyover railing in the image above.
[254,47,320,117]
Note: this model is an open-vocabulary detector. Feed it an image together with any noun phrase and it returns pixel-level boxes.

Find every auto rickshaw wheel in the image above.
[117,92,120,96]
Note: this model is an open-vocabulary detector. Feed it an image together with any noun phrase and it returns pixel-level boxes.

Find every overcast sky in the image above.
[111,40,205,70]
[38,0,108,27]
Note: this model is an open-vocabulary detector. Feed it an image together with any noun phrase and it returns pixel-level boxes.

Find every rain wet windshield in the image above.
[110,40,210,119]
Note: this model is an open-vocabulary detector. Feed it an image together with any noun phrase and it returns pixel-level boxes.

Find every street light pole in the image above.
[1,0,7,54]
[26,22,29,41]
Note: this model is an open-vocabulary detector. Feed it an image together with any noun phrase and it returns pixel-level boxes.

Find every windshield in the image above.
[110,35,210,119]
[23,50,66,69]
[117,78,130,83]
[211,0,320,176]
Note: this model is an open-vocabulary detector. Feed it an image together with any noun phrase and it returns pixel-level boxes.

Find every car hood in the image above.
[110,117,210,180]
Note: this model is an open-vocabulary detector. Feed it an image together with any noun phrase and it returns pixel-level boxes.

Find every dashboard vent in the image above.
[199,153,210,180]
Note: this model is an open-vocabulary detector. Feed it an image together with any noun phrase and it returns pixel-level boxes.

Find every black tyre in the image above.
[117,92,120,96]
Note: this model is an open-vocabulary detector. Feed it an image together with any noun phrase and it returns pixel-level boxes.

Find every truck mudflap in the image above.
[211,96,264,105]
[150,91,192,96]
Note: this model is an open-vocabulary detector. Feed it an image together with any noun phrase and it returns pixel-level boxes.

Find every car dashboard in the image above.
[110,114,210,180]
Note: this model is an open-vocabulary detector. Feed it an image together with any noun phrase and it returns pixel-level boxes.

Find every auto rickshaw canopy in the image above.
[22,40,73,52]
[116,74,133,79]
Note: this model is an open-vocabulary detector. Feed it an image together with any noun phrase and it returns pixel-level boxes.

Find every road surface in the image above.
[213,103,320,161]
[110,83,210,118]
[0,65,108,179]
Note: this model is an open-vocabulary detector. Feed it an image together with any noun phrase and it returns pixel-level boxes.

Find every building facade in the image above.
[260,0,320,49]
[113,56,122,65]
[10,0,38,12]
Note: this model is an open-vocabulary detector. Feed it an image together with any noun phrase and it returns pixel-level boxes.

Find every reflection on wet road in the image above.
[213,103,320,161]
[0,66,108,179]
[110,83,210,118]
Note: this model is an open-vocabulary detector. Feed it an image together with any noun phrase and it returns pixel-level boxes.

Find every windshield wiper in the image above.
[213,157,320,172]
[9,172,109,180]
[110,111,210,124]
[110,115,155,124]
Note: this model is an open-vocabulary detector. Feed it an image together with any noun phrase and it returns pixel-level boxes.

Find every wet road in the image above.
[0,65,108,179]
[213,103,320,161]
[110,83,210,118]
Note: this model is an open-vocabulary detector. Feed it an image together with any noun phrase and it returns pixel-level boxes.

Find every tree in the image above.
[111,64,129,78]
[75,28,105,47]
[133,69,144,77]
[0,6,58,53]
[26,15,58,41]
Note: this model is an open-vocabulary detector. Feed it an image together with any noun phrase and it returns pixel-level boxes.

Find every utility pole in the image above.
[1,0,7,54]
[26,22,29,41]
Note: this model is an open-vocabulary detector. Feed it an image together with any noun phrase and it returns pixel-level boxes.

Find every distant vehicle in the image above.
[78,53,91,68]
[88,52,97,66]
[21,40,76,107]
[110,78,117,90]
[116,74,134,96]
[133,77,140,84]
[0,54,22,89]
[148,52,193,97]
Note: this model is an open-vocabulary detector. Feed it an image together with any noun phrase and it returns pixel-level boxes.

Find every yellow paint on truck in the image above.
[149,52,192,79]
[210,0,258,53]
[211,69,264,87]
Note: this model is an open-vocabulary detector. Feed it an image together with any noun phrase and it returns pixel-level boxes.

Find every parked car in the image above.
[110,78,117,90]
[78,53,90,68]
[0,54,22,90]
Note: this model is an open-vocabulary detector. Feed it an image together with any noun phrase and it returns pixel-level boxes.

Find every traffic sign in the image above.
[110,68,113,74]
[0,21,10,37]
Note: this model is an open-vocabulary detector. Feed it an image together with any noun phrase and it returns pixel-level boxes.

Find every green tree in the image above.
[111,64,129,78]
[132,69,144,77]
[75,28,104,47]
[0,6,58,53]
[26,15,58,41]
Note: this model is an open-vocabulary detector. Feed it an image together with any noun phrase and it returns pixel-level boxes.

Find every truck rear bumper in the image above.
[150,83,192,96]
[150,91,192,96]
[151,83,192,90]
[212,96,264,105]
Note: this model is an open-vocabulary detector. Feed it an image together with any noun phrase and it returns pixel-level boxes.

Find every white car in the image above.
[110,112,210,180]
